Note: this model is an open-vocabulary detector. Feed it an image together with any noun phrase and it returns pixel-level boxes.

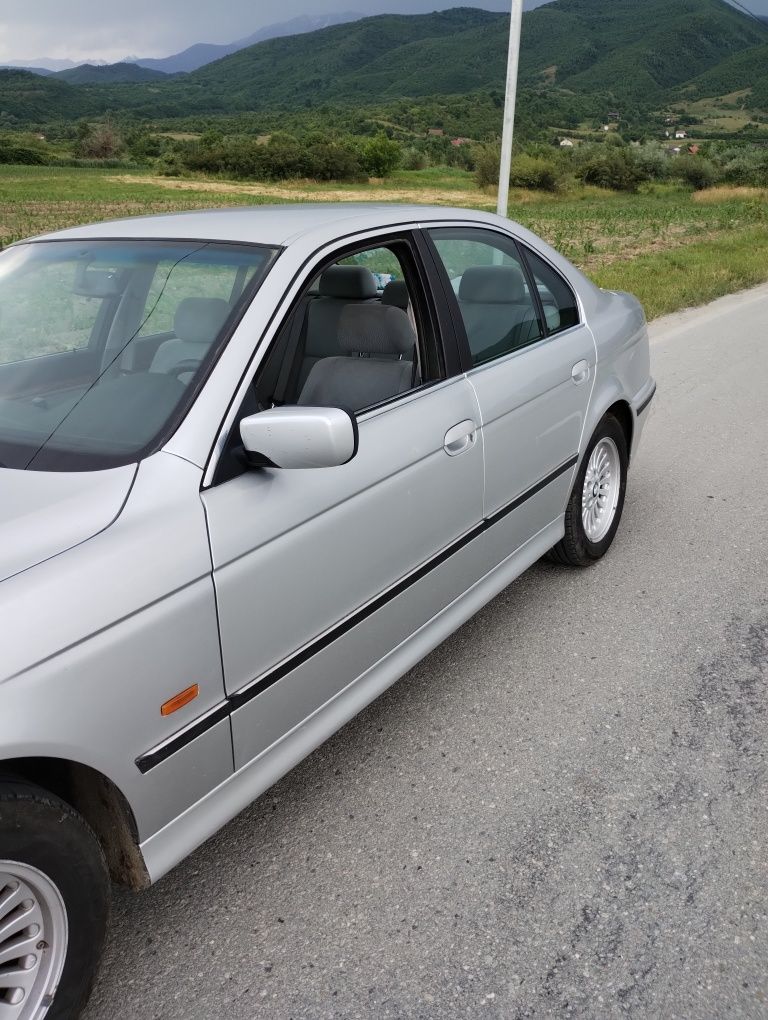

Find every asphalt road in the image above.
[84,285,768,1020]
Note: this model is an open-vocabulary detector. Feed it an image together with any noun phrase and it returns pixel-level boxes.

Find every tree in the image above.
[360,134,401,177]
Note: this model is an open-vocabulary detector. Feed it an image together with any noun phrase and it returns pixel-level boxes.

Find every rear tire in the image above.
[549,413,628,567]
[0,780,110,1020]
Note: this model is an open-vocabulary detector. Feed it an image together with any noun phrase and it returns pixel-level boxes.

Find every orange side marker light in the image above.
[161,684,200,717]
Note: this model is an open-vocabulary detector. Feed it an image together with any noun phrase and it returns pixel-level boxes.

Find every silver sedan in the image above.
[0,204,654,1018]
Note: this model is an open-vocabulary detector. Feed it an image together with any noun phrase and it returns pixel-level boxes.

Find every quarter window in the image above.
[428,228,543,367]
[521,247,579,334]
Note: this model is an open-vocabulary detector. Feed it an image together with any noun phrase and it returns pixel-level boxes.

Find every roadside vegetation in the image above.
[2,164,766,320]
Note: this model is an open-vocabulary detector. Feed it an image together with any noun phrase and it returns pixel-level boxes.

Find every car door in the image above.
[424,225,596,565]
[201,231,485,770]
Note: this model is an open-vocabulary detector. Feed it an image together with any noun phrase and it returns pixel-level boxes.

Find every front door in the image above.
[202,232,485,769]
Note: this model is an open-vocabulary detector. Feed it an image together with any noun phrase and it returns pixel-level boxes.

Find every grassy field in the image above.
[1,165,767,320]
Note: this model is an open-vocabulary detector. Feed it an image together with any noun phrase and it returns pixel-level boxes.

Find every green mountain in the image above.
[0,69,94,122]
[54,62,169,84]
[685,40,768,108]
[519,0,766,97]
[0,0,766,129]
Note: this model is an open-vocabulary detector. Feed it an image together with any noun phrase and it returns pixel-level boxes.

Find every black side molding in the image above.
[135,454,579,775]
[636,384,657,417]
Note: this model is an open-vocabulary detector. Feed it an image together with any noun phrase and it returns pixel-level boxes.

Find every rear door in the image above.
[424,225,596,564]
[202,231,485,770]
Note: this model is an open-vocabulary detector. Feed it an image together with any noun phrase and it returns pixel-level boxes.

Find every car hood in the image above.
[0,465,137,583]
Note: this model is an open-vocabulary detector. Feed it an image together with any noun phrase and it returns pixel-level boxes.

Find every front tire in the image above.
[549,413,628,567]
[0,780,110,1020]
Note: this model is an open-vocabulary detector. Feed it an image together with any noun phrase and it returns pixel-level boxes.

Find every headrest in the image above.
[338,304,416,357]
[318,265,378,300]
[458,265,527,304]
[173,297,231,344]
[381,280,410,311]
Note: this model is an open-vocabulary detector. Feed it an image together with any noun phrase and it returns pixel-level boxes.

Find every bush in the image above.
[719,149,768,187]
[0,143,47,165]
[474,142,501,188]
[669,155,718,190]
[578,149,640,191]
[360,134,401,177]
[75,123,125,160]
[509,154,560,192]
[401,146,428,171]
[634,143,668,182]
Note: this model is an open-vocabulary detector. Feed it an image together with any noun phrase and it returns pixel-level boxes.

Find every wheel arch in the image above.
[583,375,634,465]
[0,756,150,890]
[605,399,633,462]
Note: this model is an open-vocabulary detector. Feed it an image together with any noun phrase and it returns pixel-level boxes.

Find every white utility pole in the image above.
[496,0,525,219]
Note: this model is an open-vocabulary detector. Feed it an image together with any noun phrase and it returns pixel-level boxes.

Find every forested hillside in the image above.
[0,0,766,131]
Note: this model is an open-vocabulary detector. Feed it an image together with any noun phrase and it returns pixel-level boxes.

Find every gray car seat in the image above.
[381,280,410,311]
[298,303,416,412]
[150,297,230,380]
[457,265,540,363]
[296,265,379,392]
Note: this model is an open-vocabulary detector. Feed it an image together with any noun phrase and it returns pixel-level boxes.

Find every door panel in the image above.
[469,325,594,516]
[424,225,594,561]
[202,377,484,758]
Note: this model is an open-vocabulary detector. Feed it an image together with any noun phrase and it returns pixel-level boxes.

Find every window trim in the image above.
[209,228,460,487]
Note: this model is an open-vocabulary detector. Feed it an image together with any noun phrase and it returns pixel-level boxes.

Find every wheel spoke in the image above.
[0,929,40,967]
[0,902,35,945]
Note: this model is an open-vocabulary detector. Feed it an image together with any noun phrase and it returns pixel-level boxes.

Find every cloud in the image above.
[2,0,766,64]
[0,0,514,62]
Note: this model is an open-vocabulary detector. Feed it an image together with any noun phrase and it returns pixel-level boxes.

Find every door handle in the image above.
[444,419,477,457]
[571,360,590,384]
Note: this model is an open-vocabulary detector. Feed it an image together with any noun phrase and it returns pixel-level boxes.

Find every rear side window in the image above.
[427,227,543,367]
[521,247,579,334]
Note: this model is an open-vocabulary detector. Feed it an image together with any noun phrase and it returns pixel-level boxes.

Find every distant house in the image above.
[607,111,620,120]
[675,130,687,139]
[427,128,444,137]
[451,137,472,147]
[559,138,575,147]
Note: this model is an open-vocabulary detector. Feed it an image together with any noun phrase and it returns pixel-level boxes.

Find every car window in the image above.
[254,240,440,415]
[521,246,579,334]
[214,238,442,483]
[0,240,276,471]
[0,258,105,365]
[137,259,261,338]
[428,227,543,367]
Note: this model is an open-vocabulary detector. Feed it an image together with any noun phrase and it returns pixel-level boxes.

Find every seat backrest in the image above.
[457,265,538,362]
[381,280,410,312]
[298,303,416,412]
[297,265,379,392]
[150,296,230,379]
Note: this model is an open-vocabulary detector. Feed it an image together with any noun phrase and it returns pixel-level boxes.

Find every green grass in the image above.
[2,166,767,320]
[590,225,768,319]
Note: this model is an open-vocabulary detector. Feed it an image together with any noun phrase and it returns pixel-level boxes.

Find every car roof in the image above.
[28,203,509,248]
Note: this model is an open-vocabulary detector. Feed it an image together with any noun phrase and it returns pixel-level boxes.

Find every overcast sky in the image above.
[2,0,767,63]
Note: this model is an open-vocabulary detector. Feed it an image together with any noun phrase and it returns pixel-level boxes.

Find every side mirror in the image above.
[239,406,358,469]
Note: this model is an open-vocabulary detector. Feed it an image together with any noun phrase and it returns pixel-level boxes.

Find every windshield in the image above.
[0,239,278,471]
